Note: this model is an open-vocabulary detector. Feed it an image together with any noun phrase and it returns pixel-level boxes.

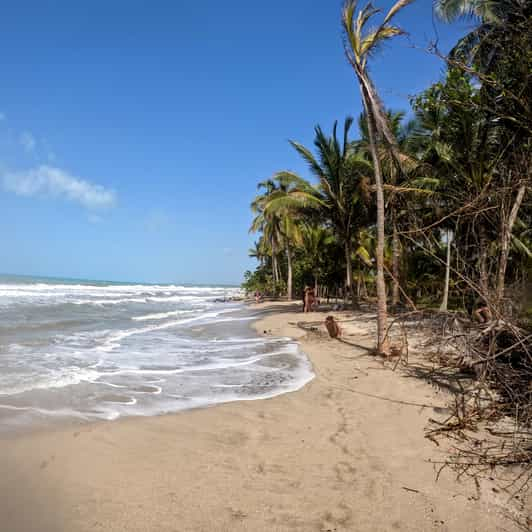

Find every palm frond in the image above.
[273,171,315,192]
[342,116,355,158]
[342,1,360,62]
[434,0,500,23]
[355,245,373,266]
[511,235,532,258]
[363,25,405,56]
[264,191,324,213]
[355,4,381,55]
[289,140,324,180]
[383,0,415,25]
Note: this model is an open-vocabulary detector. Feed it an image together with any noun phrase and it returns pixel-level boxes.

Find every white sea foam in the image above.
[98,309,237,352]
[0,278,313,429]
[132,309,197,321]
[0,367,102,396]
[0,403,91,419]
[0,282,242,310]
[96,347,297,377]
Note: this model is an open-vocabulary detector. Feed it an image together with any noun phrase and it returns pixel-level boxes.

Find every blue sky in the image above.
[0,1,470,285]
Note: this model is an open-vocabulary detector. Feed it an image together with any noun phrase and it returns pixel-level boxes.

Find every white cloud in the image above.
[2,165,116,209]
[20,131,36,152]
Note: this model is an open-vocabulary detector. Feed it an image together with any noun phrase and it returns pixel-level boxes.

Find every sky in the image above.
[0,1,471,285]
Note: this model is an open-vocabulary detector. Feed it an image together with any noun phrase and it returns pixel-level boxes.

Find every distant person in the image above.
[304,286,315,313]
[255,290,262,304]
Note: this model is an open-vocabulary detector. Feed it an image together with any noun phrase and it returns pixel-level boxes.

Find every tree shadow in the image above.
[336,337,374,353]
[402,362,473,396]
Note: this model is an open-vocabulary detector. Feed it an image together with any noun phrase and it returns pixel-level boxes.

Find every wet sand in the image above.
[0,301,527,531]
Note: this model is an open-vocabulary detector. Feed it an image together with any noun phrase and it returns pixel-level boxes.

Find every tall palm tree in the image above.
[248,239,267,268]
[342,0,414,354]
[286,118,373,308]
[250,180,283,290]
[252,174,320,300]
[356,110,425,307]
[301,225,335,293]
[264,173,322,300]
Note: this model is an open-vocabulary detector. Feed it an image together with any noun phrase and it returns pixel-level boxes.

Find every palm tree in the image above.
[278,214,302,301]
[301,225,335,294]
[286,118,373,308]
[248,239,267,267]
[250,180,283,291]
[252,174,320,300]
[356,110,426,307]
[342,0,414,354]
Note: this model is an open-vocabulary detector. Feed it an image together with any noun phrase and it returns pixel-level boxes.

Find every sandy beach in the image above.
[0,301,528,532]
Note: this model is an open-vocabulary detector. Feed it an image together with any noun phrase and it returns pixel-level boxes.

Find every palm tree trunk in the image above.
[440,229,453,312]
[271,240,279,285]
[392,218,400,308]
[496,185,526,304]
[286,245,293,301]
[362,91,389,355]
[345,239,358,309]
[478,227,489,301]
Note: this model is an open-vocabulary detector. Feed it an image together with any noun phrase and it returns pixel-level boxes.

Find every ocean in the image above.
[0,275,313,432]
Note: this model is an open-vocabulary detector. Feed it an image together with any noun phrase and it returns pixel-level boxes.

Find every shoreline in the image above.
[0,301,527,531]
[0,301,312,440]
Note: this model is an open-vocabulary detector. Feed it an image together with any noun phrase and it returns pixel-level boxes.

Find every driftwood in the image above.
[403,311,532,497]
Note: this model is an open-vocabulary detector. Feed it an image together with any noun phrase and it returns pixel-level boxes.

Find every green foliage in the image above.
[241,269,286,298]
[245,0,531,319]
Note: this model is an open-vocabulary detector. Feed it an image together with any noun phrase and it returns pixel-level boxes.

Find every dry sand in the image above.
[0,301,528,531]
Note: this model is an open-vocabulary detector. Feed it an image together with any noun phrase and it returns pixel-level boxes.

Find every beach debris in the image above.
[391,310,532,497]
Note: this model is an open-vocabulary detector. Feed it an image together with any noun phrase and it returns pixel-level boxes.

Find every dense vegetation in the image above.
[244,0,531,350]
[244,1,532,489]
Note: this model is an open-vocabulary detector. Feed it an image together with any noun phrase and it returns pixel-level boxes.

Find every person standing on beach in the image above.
[304,286,315,313]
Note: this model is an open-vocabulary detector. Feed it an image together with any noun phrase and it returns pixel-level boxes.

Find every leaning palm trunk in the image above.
[342,0,415,353]
[391,218,401,307]
[496,185,526,304]
[286,245,293,301]
[362,91,389,354]
[440,229,453,312]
